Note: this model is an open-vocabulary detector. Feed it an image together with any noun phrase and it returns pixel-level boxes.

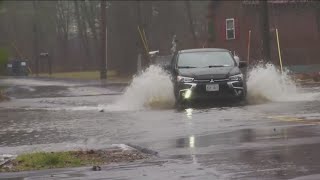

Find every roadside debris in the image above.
[92,165,101,171]
[0,154,16,172]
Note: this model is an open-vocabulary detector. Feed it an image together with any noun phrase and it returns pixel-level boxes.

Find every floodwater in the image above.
[1,65,320,179]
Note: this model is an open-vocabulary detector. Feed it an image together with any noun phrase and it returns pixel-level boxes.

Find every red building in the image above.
[206,0,320,67]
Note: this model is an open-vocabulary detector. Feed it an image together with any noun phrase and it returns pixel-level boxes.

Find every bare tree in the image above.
[100,0,106,79]
[260,0,271,61]
[185,0,198,47]
[74,0,91,70]
[32,0,39,75]
[0,0,209,75]
[56,0,72,66]
[316,2,320,35]
[83,0,100,67]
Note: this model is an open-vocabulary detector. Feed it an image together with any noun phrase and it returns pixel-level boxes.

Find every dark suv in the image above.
[167,48,247,104]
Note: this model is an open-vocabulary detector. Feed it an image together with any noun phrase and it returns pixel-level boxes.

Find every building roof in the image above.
[242,0,313,5]
[179,48,229,53]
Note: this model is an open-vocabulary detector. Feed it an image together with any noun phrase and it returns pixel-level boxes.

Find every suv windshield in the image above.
[177,51,235,68]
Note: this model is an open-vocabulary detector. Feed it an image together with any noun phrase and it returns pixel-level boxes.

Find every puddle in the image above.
[174,126,320,148]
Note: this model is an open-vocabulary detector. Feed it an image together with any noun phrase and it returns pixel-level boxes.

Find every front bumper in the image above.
[176,80,246,101]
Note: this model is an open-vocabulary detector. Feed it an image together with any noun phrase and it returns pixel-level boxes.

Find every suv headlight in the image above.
[177,76,194,83]
[229,74,243,81]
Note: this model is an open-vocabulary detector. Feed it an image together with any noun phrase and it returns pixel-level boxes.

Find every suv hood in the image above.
[178,66,240,80]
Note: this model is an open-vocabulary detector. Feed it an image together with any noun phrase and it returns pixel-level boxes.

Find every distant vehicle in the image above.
[6,59,29,76]
[166,48,247,105]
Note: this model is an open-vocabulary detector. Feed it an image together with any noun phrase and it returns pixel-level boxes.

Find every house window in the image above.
[226,18,235,40]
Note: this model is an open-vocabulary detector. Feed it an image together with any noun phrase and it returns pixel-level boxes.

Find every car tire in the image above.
[175,96,189,109]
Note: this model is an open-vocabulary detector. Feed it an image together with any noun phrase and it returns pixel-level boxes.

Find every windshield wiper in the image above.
[178,66,196,69]
[203,65,230,68]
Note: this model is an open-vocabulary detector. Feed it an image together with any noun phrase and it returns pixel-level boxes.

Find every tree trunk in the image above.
[56,0,70,70]
[316,4,320,36]
[185,1,198,48]
[260,0,271,61]
[74,0,91,70]
[84,1,100,68]
[33,1,39,75]
[100,0,107,79]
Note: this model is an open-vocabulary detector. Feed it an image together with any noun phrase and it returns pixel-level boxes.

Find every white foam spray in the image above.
[247,63,319,103]
[107,65,175,111]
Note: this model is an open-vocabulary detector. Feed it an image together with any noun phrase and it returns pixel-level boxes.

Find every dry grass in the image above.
[9,151,101,171]
[0,149,147,172]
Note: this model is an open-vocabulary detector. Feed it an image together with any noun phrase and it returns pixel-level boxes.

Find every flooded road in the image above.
[1,67,320,179]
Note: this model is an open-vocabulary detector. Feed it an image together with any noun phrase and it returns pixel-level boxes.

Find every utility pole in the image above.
[100,0,107,79]
[32,1,39,76]
[260,0,271,61]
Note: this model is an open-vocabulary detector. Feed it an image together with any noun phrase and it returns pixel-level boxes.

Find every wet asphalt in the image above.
[1,77,320,180]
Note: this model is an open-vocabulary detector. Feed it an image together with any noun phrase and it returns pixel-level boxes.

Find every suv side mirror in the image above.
[239,61,247,68]
[234,56,240,66]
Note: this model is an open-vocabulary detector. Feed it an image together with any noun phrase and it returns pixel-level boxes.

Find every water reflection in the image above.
[173,125,320,179]
[189,135,195,148]
[175,130,250,148]
[176,135,195,148]
[175,126,319,148]
[185,108,193,119]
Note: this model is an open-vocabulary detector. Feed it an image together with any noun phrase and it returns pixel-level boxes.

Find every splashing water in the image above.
[247,63,318,103]
[108,65,175,111]
[96,63,319,111]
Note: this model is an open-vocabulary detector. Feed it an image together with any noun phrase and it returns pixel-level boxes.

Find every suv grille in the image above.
[194,79,229,83]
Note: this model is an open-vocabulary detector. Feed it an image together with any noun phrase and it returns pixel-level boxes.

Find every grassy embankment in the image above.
[0,149,147,172]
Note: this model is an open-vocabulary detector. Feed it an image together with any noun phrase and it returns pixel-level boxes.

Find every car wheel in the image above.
[175,95,187,108]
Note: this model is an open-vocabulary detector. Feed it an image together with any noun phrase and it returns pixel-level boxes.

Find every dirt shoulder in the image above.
[0,147,149,172]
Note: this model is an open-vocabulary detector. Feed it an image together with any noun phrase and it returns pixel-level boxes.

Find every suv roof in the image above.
[179,48,230,53]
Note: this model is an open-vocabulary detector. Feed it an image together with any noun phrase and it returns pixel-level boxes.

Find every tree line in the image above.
[0,1,210,75]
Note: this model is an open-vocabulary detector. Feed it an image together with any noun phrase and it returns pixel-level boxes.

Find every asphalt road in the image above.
[0,77,320,180]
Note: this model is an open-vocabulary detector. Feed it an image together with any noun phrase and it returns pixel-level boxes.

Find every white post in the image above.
[137,54,142,75]
[105,26,108,72]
